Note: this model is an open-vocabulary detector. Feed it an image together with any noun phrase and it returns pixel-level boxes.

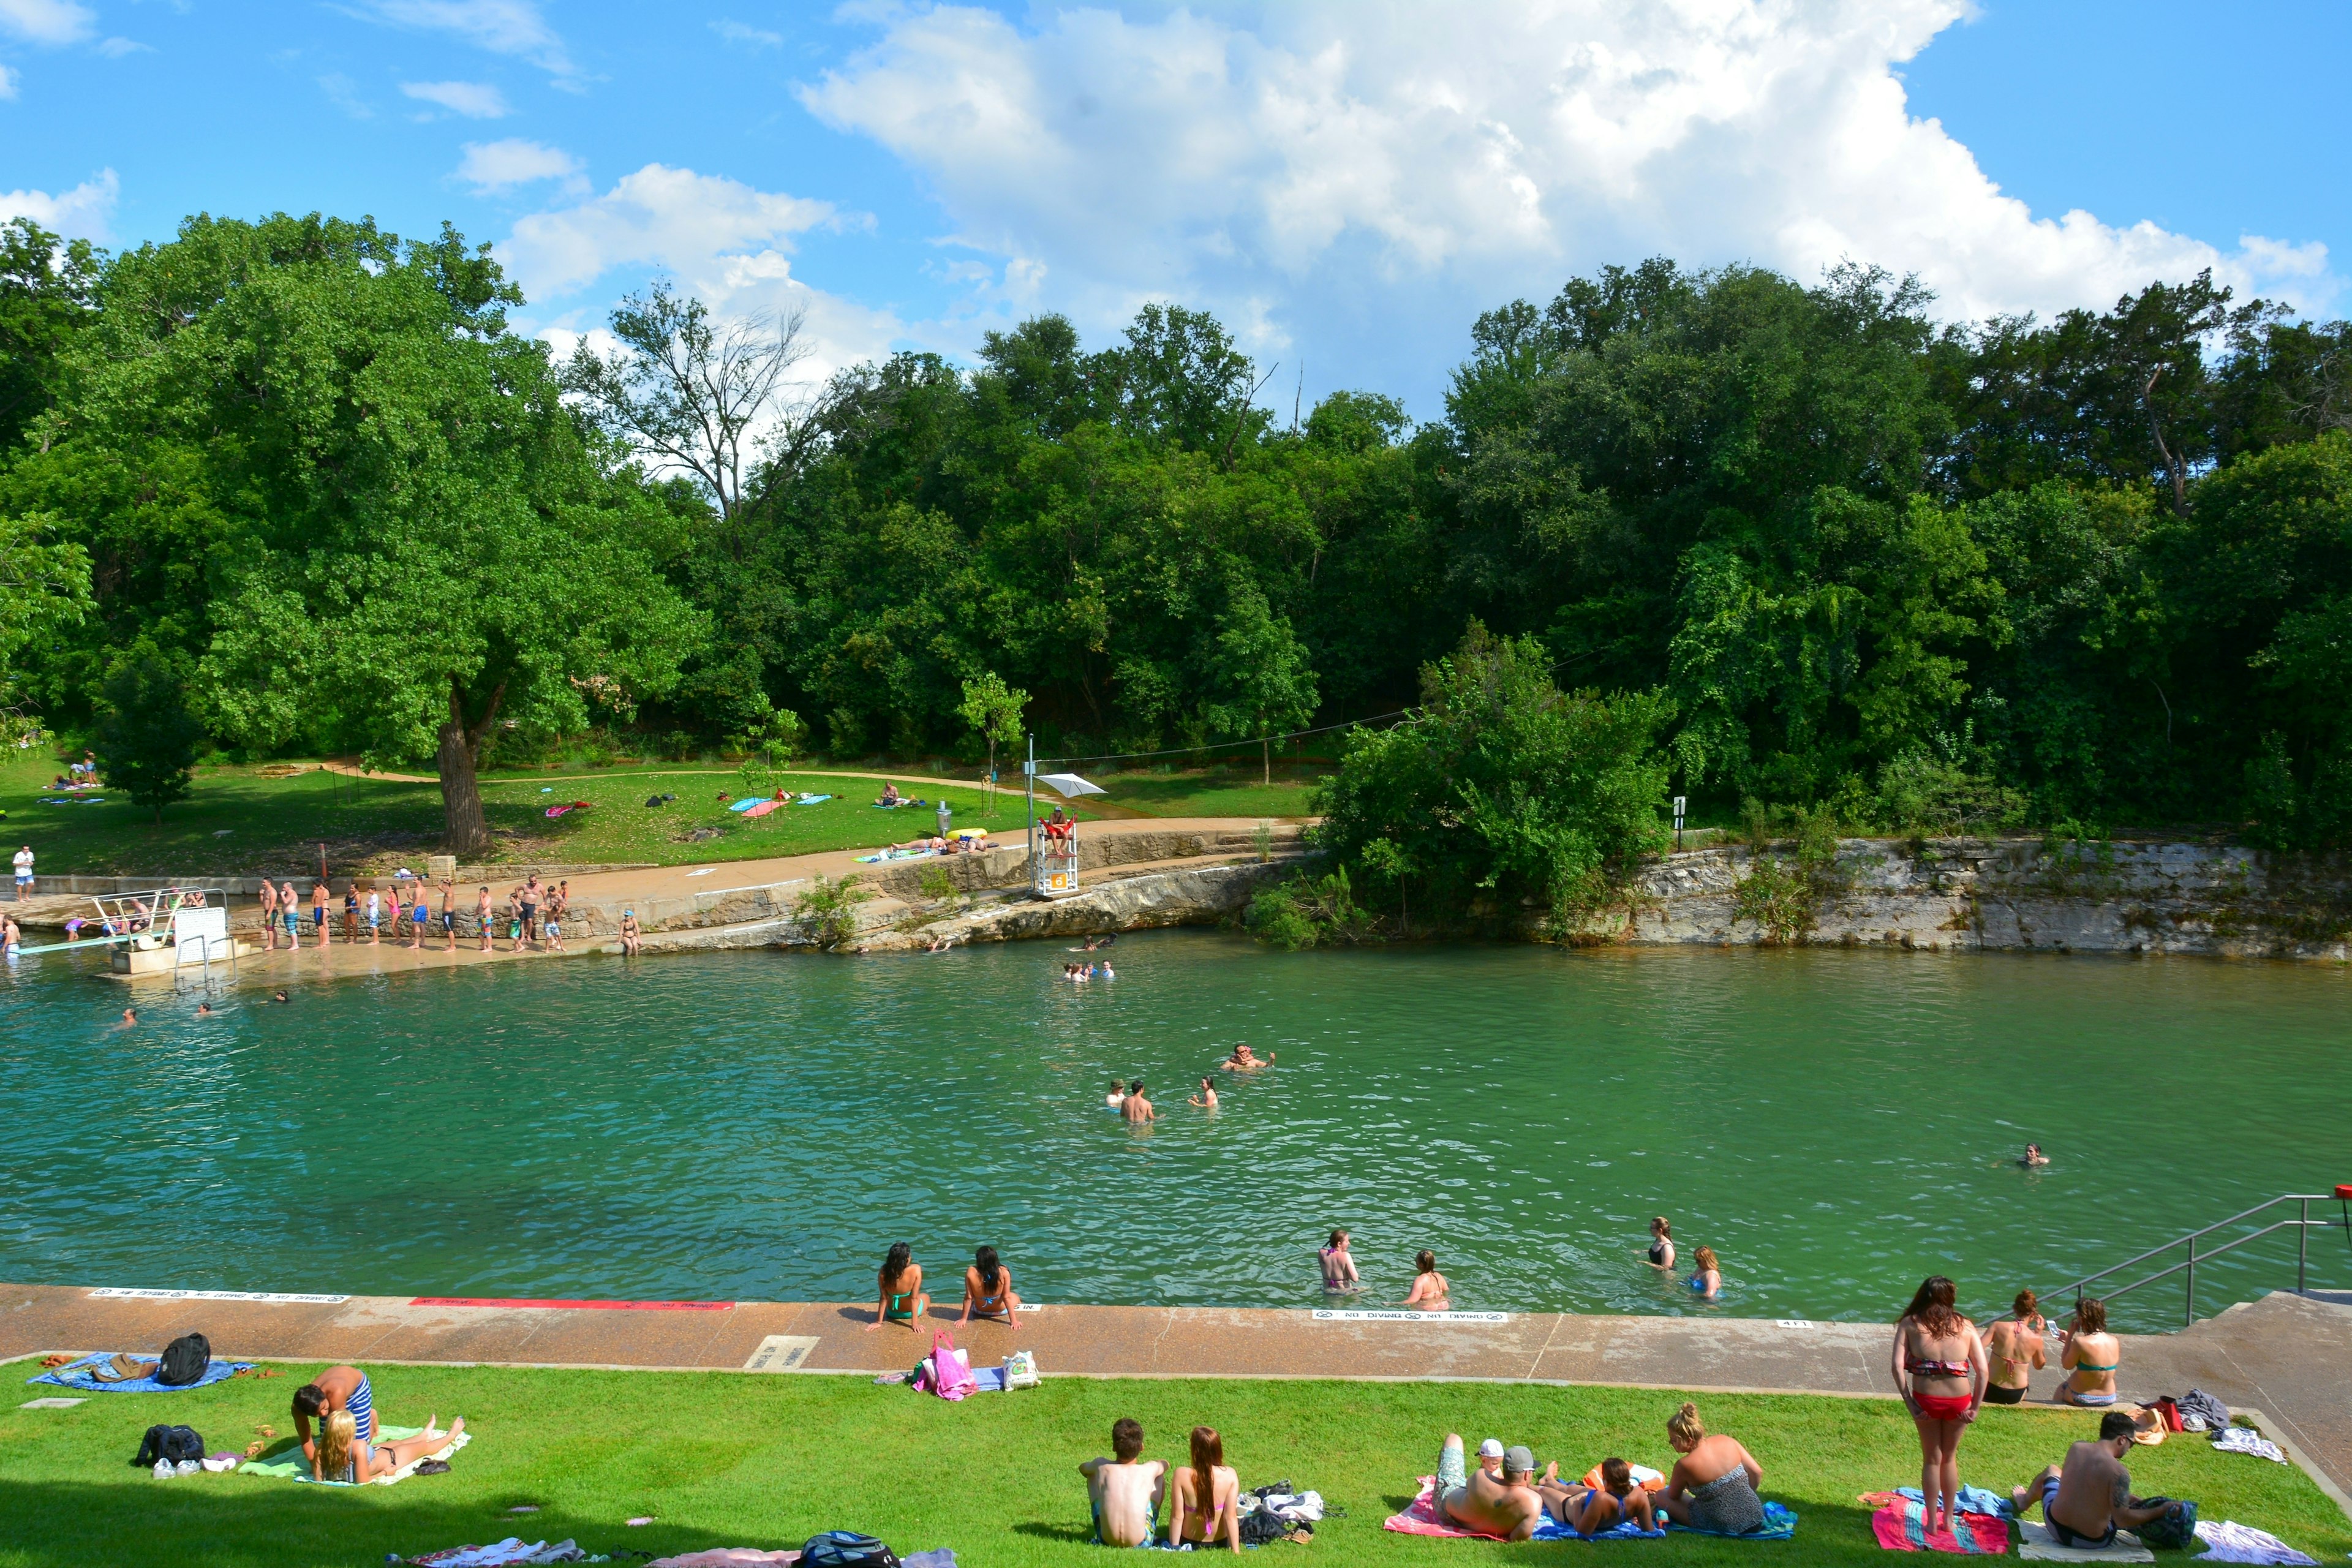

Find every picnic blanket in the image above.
[728,797,762,812]
[1665,1499,1799,1540]
[2015,1520,2152,1562]
[743,800,783,818]
[2188,1520,2316,1564]
[1869,1496,2010,1553]
[241,1424,470,1486]
[853,847,935,863]
[31,1352,249,1393]
[1378,1477,1653,1542]
[796,794,832,805]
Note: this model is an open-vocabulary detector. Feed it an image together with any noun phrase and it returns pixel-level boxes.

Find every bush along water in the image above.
[1246,624,1673,947]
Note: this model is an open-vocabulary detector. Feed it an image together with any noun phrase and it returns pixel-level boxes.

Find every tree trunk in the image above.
[437,675,505,860]
[1262,736,1271,787]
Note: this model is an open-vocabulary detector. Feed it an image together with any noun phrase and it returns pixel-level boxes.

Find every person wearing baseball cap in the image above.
[1432,1432,1544,1540]
[1476,1438,1507,1477]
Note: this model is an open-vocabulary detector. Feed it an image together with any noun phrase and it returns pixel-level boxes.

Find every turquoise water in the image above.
[2,933,2347,1328]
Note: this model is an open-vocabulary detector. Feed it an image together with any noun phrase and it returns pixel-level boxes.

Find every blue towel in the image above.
[728,797,761,812]
[1895,1485,2011,1518]
[1534,1513,1667,1542]
[796,794,833,805]
[31,1352,250,1393]
[1665,1500,1797,1540]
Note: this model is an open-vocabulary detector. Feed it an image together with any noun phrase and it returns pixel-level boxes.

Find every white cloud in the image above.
[402,78,510,118]
[317,72,372,119]
[455,137,582,193]
[712,18,781,48]
[96,36,153,58]
[503,164,895,388]
[0,168,119,241]
[0,0,94,46]
[800,1,2338,403]
[0,62,15,98]
[353,0,575,80]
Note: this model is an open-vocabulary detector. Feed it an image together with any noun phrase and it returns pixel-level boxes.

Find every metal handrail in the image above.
[2038,1192,2350,1326]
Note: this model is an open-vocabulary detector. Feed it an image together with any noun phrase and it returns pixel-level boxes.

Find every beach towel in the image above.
[411,1543,581,1567]
[796,794,833,805]
[2188,1521,2316,1564]
[644,1554,799,1568]
[729,797,762,812]
[240,1424,469,1486]
[744,800,783,819]
[1665,1501,1799,1541]
[1869,1498,2010,1553]
[1882,1487,2013,1518]
[31,1352,249,1393]
[853,848,934,863]
[2016,1521,2152,1562]
[1378,1478,1645,1542]
[2209,1427,2286,1463]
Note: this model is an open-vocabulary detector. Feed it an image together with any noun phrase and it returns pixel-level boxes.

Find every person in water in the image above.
[2011,1410,2186,1548]
[1188,1076,1218,1110]
[1401,1249,1450,1310]
[2056,1297,2122,1406]
[2021,1143,2050,1167]
[1122,1080,1155,1123]
[959,1244,1020,1325]
[1537,1455,1659,1537]
[1891,1275,1988,1537]
[1689,1245,1722,1299]
[1104,1077,1128,1110]
[1221,1043,1273,1071]
[1645,1216,1677,1273]
[312,1408,462,1483]
[1432,1434,1543,1540]
[1080,1417,1167,1548]
[1166,1425,1243,1551]
[863,1242,928,1332]
[1658,1401,1766,1536]
[1983,1288,2048,1404]
[1320,1229,1361,1292]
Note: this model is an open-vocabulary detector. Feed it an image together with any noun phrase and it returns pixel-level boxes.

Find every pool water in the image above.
[2,933,2346,1328]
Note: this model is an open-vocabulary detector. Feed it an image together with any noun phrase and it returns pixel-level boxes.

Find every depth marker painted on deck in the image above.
[1313,1309,1510,1324]
[1775,1319,1817,1328]
[742,1335,821,1373]
[90,1287,349,1304]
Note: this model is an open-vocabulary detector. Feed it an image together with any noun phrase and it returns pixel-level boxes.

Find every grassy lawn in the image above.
[0,1363,2341,1568]
[1087,763,1324,821]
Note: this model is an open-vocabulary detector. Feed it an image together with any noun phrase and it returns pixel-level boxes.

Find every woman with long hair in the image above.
[1645,1216,1676,1273]
[864,1242,928,1332]
[1320,1229,1361,1293]
[1167,1425,1242,1551]
[1890,1275,1987,1536]
[2057,1297,2120,1406]
[1689,1246,1722,1299]
[959,1245,1019,1325]
[1658,1401,1766,1536]
[1401,1249,1450,1310]
[311,1408,463,1483]
[1983,1288,2047,1405]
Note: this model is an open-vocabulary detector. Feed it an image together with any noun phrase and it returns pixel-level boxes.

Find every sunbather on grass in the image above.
[293,1365,377,1459]
[1080,1417,1167,1547]
[312,1408,462,1483]
[2010,1410,2184,1548]
[1659,1402,1766,1536]
[1537,1456,1657,1536]
[1167,1425,1243,1551]
[1433,1434,1543,1540]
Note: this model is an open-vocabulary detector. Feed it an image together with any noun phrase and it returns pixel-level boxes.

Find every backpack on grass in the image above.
[799,1532,899,1568]
[132,1425,203,1468]
[155,1332,210,1387]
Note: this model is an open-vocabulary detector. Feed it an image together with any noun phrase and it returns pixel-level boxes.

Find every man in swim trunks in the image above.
[1434,1435,1544,1540]
[1121,1080,1154,1123]
[1079,1417,1166,1547]
[518,875,542,951]
[312,880,331,944]
[2011,1412,2184,1548]
[475,885,493,952]
[293,1364,379,1461]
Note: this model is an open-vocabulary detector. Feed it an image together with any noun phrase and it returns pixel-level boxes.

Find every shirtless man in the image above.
[311,880,332,945]
[257,879,278,950]
[1221,1044,1274,1071]
[1433,1434,1544,1540]
[1079,1417,1166,1547]
[292,1364,380,1461]
[475,885,494,952]
[2012,1412,2185,1549]
[1121,1080,1154,1124]
[438,880,456,949]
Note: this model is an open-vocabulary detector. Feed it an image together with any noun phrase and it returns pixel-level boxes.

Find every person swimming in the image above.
[1188,1076,1218,1110]
[1689,1246,1722,1299]
[1645,1216,1676,1273]
[1221,1043,1273,1071]
[1106,1077,1128,1110]
[1320,1229,1362,1293]
[2020,1143,2050,1167]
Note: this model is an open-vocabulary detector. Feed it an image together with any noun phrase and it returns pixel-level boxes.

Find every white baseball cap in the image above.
[1477,1439,1505,1460]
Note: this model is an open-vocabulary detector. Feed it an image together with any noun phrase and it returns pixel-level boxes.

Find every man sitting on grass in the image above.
[2012,1411,2187,1549]
[1434,1434,1544,1540]
[1080,1417,1166,1547]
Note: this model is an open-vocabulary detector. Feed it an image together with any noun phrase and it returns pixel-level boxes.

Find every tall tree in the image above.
[0,217,101,452]
[92,653,203,824]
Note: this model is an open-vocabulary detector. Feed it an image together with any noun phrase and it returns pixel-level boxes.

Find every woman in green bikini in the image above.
[2056,1296,2121,1406]
[864,1242,929,1332]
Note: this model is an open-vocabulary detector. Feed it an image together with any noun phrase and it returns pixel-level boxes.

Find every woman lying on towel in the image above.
[312,1408,463,1483]
[1659,1402,1766,1536]
[1536,1457,1658,1536]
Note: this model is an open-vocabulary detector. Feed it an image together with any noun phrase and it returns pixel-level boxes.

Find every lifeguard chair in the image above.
[1023,741,1106,900]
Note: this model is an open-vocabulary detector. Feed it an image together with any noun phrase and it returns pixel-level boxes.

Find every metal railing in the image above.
[2038,1191,2351,1326]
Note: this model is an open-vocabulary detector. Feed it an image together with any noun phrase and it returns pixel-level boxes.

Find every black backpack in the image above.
[132,1425,204,1467]
[155,1333,210,1387]
[799,1532,899,1568]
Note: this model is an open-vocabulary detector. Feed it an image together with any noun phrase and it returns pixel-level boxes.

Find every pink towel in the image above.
[1382,1478,1508,1540]
[744,800,783,818]
[1869,1499,2010,1553]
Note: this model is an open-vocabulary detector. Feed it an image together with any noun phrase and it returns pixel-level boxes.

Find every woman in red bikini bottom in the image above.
[1891,1275,1989,1539]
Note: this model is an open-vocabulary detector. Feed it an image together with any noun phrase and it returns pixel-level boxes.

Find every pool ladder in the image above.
[2039,1190,2352,1325]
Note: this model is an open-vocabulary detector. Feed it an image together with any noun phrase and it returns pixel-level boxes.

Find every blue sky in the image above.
[4,1,2345,421]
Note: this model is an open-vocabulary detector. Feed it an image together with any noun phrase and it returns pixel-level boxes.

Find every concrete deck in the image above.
[7,1283,2346,1507]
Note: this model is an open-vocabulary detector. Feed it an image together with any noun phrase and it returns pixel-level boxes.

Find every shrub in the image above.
[792,874,872,951]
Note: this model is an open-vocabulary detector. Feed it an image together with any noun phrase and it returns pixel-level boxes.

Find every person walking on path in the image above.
[1891,1275,1988,1539]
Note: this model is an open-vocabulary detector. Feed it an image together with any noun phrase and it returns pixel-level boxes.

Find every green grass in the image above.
[1088,764,1324,821]
[1,1363,2341,1568]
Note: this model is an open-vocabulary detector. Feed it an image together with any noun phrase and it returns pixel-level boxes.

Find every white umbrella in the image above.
[1035,772,1107,798]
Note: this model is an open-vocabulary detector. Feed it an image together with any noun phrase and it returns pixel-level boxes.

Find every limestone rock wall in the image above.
[1599,838,2352,960]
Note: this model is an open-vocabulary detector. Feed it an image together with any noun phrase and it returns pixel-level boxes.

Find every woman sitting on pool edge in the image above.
[864,1242,929,1331]
[2056,1296,2121,1405]
[312,1408,462,1483]
[1402,1250,1449,1310]
[959,1245,1020,1325]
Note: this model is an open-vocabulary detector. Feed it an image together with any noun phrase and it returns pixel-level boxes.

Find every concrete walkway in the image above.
[7,1283,2346,1507]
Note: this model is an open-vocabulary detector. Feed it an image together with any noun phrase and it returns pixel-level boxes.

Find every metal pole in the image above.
[1025,735,1036,895]
[2299,1199,2309,1295]
[2184,1234,2196,1327]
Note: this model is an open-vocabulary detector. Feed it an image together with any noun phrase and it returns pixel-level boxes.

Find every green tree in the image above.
[92,655,203,823]
[956,671,1028,805]
[1198,583,1318,783]
[0,217,101,451]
